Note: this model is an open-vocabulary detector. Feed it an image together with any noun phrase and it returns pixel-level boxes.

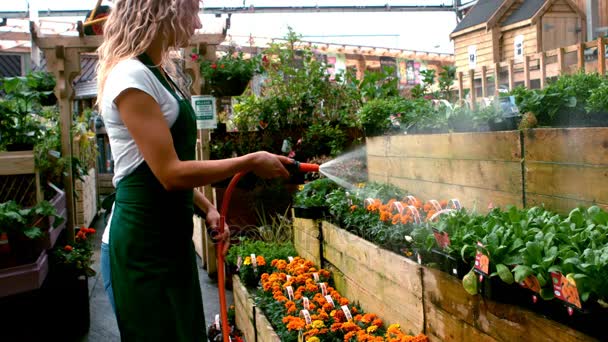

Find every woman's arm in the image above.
[115,88,291,191]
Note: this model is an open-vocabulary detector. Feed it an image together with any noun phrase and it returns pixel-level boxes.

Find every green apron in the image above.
[109,53,206,341]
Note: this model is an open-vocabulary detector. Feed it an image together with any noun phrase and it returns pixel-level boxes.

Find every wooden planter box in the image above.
[40,183,67,250]
[294,220,596,341]
[75,167,97,228]
[233,275,281,342]
[0,249,48,298]
[0,151,42,207]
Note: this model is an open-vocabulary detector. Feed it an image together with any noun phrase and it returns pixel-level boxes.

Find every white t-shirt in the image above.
[101,58,180,244]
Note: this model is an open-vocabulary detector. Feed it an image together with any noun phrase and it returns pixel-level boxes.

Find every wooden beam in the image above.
[557,48,565,75]
[500,19,533,33]
[33,33,226,50]
[450,23,486,39]
[491,29,501,63]
[523,55,530,89]
[539,52,547,88]
[481,66,487,98]
[494,63,500,97]
[508,60,514,91]
[0,151,35,175]
[599,37,606,76]
[486,0,518,29]
[577,43,585,71]
[458,71,464,102]
[536,21,543,53]
[469,68,476,110]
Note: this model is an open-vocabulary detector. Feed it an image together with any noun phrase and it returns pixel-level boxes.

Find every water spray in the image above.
[214,159,320,342]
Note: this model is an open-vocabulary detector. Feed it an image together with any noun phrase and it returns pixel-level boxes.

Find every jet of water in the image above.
[318,146,367,191]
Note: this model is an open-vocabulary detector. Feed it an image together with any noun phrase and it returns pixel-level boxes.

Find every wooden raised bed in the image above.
[74,167,97,227]
[0,249,48,298]
[233,274,281,342]
[367,127,608,215]
[0,151,42,207]
[293,219,596,341]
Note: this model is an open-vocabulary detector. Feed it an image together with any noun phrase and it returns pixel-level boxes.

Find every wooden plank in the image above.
[422,267,595,341]
[365,136,389,157]
[540,52,547,88]
[322,221,424,332]
[598,37,606,76]
[481,66,487,98]
[525,163,608,204]
[255,308,281,342]
[523,55,531,88]
[523,128,608,165]
[526,193,608,215]
[384,132,522,161]
[494,63,500,96]
[557,48,565,74]
[368,156,522,193]
[233,275,256,342]
[0,151,36,175]
[577,43,585,71]
[469,69,476,110]
[508,60,514,90]
[293,221,321,266]
[458,72,464,101]
[386,177,524,212]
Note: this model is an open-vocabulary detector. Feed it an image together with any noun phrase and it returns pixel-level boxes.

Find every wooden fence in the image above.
[367,127,608,214]
[457,36,607,108]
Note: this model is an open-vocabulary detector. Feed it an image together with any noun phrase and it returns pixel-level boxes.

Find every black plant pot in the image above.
[39,93,57,107]
[448,118,475,133]
[488,116,521,131]
[430,249,469,278]
[6,143,35,152]
[292,206,327,219]
[44,269,90,339]
[208,77,250,97]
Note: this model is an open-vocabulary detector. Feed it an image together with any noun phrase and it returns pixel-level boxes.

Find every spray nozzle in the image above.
[285,159,320,174]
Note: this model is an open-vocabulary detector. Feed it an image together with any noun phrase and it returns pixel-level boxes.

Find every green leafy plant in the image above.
[0,200,63,239]
[293,178,339,208]
[51,227,97,277]
[197,46,263,85]
[586,81,608,113]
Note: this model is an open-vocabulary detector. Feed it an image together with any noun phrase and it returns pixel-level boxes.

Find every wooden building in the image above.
[451,0,587,74]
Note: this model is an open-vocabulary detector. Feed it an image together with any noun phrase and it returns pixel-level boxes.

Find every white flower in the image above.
[404,235,413,243]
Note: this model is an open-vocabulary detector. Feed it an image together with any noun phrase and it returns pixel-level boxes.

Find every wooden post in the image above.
[458,71,464,102]
[557,47,565,75]
[577,43,585,72]
[468,68,476,110]
[494,63,500,97]
[539,52,547,89]
[481,66,487,98]
[598,37,606,76]
[507,60,514,91]
[523,55,530,89]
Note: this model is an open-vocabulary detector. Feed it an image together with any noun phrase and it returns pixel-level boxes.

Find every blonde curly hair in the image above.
[96,0,200,105]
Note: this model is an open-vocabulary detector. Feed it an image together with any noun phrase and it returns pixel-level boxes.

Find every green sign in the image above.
[191,95,217,129]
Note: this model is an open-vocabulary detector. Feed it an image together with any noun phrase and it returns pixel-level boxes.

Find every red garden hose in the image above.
[215,161,319,342]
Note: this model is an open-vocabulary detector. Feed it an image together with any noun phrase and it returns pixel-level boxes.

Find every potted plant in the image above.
[293,178,339,219]
[196,47,263,97]
[47,227,97,338]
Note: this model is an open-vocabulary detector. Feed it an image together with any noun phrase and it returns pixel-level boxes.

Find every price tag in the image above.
[313,272,320,282]
[286,286,294,300]
[236,256,242,271]
[250,253,257,268]
[551,272,582,309]
[302,296,310,310]
[364,198,375,207]
[474,242,490,276]
[286,275,292,282]
[406,195,419,206]
[428,199,442,212]
[392,201,405,214]
[432,228,451,249]
[288,256,295,263]
[416,252,422,265]
[320,282,328,296]
[324,295,335,308]
[448,199,462,210]
[341,305,353,321]
[300,310,312,325]
[520,275,541,294]
[215,314,220,330]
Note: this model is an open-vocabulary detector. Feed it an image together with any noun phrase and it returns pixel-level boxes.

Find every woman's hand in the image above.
[249,151,292,179]
[206,207,230,244]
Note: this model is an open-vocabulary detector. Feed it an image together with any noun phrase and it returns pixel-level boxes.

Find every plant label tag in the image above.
[320,282,328,296]
[551,272,581,309]
[521,275,541,294]
[313,273,320,282]
[428,199,442,212]
[303,296,310,310]
[432,228,451,249]
[325,295,335,308]
[406,195,419,206]
[215,314,220,330]
[449,199,462,210]
[341,305,353,321]
[250,253,257,268]
[300,310,312,325]
[286,286,294,300]
[288,256,294,263]
[237,256,242,271]
[392,201,405,214]
[474,242,490,276]
[452,268,458,276]
[406,205,422,224]
[298,331,304,342]
[286,275,292,282]
[364,198,375,208]
[417,252,422,265]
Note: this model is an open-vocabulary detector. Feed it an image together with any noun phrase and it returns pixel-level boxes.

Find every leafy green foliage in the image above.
[586,81,608,113]
[293,178,339,208]
[226,238,297,269]
[0,200,63,239]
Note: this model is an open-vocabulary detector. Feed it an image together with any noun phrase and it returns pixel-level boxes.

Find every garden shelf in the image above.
[0,249,48,298]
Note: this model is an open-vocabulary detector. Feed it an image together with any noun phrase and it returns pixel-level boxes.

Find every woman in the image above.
[96,0,291,340]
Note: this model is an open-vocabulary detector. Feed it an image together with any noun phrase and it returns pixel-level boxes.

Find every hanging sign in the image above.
[468,45,477,70]
[514,35,524,61]
[191,95,217,129]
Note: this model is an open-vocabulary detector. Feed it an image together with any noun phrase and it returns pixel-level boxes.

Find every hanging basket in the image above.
[206,76,251,97]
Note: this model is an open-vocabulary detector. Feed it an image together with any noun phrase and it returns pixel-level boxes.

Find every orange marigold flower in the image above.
[63,245,73,252]
[392,213,401,225]
[341,321,360,332]
[350,205,358,212]
[372,318,383,327]
[339,297,349,306]
[331,322,342,332]
[344,331,357,341]
[256,255,266,266]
